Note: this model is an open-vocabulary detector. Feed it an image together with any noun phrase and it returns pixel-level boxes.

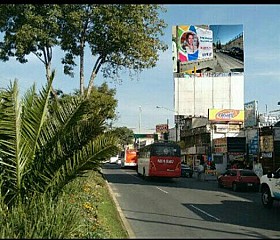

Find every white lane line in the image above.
[190,204,221,221]
[156,186,168,194]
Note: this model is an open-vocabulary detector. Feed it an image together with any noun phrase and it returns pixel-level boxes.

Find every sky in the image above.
[1,4,280,133]
[210,24,243,44]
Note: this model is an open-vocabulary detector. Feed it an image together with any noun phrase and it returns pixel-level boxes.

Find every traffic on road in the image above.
[102,163,280,239]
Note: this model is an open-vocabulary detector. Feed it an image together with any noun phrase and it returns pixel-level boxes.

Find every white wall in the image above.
[174,73,244,117]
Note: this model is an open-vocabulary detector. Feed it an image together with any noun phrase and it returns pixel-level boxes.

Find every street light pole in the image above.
[156,105,179,142]
[138,106,142,149]
[139,106,142,134]
[156,105,178,115]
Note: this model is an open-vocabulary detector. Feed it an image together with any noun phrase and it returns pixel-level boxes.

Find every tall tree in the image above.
[0,4,62,96]
[59,4,168,97]
[112,126,135,148]
[0,4,168,98]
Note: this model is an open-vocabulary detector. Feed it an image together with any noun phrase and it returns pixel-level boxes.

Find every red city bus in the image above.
[137,141,181,179]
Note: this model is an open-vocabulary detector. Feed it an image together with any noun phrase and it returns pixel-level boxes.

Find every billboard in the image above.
[172,25,244,74]
[244,100,258,127]
[208,109,244,122]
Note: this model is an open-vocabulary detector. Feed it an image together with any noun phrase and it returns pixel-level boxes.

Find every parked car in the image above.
[181,164,193,178]
[217,169,260,192]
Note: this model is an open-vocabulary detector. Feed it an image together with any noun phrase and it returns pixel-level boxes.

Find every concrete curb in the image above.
[105,180,136,238]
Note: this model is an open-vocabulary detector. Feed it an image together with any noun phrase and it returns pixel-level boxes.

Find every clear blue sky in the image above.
[1,4,280,132]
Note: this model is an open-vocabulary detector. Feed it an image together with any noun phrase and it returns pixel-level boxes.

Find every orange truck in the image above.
[120,148,138,168]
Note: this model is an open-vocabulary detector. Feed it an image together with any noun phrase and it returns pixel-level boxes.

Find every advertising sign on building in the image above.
[259,135,273,152]
[209,109,244,122]
[213,137,227,153]
[172,24,244,74]
[156,124,169,133]
[244,100,258,127]
[175,25,213,63]
[214,124,240,133]
[248,134,259,155]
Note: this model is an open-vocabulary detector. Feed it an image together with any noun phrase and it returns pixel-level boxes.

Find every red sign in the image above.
[156,124,169,133]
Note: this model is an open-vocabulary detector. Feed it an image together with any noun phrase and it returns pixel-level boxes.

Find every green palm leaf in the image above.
[44,132,120,196]
[0,72,54,206]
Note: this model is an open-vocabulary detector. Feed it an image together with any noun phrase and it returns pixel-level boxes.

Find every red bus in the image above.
[137,141,181,179]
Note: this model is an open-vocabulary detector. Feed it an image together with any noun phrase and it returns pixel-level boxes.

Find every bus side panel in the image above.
[149,156,181,178]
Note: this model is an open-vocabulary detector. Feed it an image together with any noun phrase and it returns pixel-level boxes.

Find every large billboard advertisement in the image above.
[172,25,244,74]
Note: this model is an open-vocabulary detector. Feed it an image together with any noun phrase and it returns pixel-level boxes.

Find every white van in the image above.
[109,155,119,164]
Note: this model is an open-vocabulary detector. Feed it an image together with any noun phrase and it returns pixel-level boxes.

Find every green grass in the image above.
[61,169,129,238]
[0,169,129,239]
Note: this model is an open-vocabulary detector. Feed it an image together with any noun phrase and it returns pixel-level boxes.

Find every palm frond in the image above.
[43,132,120,196]
[21,71,55,160]
[0,71,55,206]
[0,80,24,204]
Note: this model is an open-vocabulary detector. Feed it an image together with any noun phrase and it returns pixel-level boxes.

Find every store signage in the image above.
[209,109,244,122]
[260,135,273,152]
[156,124,169,133]
[261,152,272,158]
[215,124,240,133]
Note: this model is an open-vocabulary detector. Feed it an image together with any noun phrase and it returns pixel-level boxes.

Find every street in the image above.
[102,163,280,239]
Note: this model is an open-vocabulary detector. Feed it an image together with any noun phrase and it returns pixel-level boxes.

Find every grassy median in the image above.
[0,168,128,238]
[62,169,129,238]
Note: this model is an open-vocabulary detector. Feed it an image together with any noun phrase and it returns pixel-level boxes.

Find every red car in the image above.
[217,169,260,192]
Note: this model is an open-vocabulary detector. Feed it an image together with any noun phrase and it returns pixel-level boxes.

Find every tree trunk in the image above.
[86,70,96,98]
[45,62,57,99]
[80,41,85,96]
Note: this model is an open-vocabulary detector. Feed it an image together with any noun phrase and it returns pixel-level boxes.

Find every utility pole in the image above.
[138,106,142,149]
[139,106,142,134]
[156,105,179,142]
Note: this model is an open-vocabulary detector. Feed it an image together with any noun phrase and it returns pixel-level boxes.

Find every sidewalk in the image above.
[193,171,218,181]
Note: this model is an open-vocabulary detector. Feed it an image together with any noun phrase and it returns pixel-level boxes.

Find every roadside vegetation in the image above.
[0,168,129,238]
[0,4,167,238]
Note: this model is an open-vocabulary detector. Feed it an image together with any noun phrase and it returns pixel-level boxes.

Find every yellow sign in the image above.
[209,109,244,122]
[205,170,218,176]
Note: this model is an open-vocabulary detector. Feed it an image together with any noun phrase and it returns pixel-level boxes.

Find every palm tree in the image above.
[0,71,120,208]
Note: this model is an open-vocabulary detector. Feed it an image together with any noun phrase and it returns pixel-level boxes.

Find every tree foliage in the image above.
[0,4,168,97]
[60,4,168,97]
[111,126,135,148]
[60,82,118,124]
[0,4,62,96]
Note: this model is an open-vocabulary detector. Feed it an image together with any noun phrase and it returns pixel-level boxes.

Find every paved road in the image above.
[102,163,280,239]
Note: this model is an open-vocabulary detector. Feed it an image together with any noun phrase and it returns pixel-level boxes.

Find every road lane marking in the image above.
[156,186,168,194]
[190,204,221,221]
